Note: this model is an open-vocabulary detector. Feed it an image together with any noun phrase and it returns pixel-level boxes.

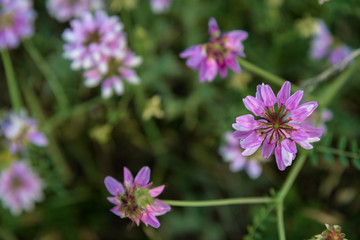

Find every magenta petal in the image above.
[243,96,265,116]
[150,199,171,215]
[282,139,297,153]
[290,129,309,141]
[262,136,276,158]
[123,167,133,186]
[104,176,125,196]
[232,114,258,131]
[149,185,165,197]
[233,130,253,139]
[134,166,151,186]
[242,145,261,156]
[260,84,276,107]
[225,56,241,73]
[256,85,264,102]
[199,58,218,82]
[277,81,291,106]
[241,132,263,149]
[208,17,220,36]
[275,145,286,171]
[141,212,160,228]
[110,206,122,217]
[285,90,303,111]
[28,132,48,147]
[291,101,318,123]
[107,196,120,205]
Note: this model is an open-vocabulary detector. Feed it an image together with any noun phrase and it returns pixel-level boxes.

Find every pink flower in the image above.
[0,161,44,215]
[0,0,36,50]
[1,110,47,154]
[232,81,322,171]
[47,0,104,22]
[180,17,248,82]
[309,20,332,60]
[149,0,171,14]
[328,45,351,65]
[83,50,142,98]
[219,132,263,179]
[63,10,127,71]
[104,166,171,228]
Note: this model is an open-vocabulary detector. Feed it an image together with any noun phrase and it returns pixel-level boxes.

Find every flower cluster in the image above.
[105,166,171,228]
[0,0,36,50]
[0,161,44,215]
[313,224,347,240]
[232,81,322,171]
[309,19,351,66]
[46,0,104,22]
[1,111,48,154]
[180,17,248,82]
[149,0,171,14]
[63,10,142,98]
[219,132,263,179]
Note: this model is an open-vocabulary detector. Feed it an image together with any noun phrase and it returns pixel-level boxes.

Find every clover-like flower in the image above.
[328,45,351,66]
[0,161,44,215]
[0,0,36,50]
[309,20,332,60]
[180,17,248,82]
[219,132,263,179]
[47,0,104,22]
[232,81,322,171]
[63,10,127,71]
[1,110,47,154]
[104,166,171,228]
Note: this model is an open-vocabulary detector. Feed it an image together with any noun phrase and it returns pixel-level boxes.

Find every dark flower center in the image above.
[10,176,24,191]
[84,31,102,46]
[0,12,14,30]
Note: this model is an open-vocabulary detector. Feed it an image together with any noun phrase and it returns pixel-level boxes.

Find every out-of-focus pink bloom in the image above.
[63,10,127,71]
[180,17,248,82]
[1,110,47,154]
[149,0,171,14]
[232,81,322,171]
[0,0,36,50]
[328,45,351,65]
[47,0,104,22]
[0,161,44,215]
[83,50,142,98]
[219,132,263,179]
[104,166,171,228]
[309,20,332,60]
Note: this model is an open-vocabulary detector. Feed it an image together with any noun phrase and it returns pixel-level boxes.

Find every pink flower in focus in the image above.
[1,110,48,154]
[0,161,44,215]
[180,17,248,82]
[309,20,332,60]
[232,81,322,171]
[219,132,263,179]
[104,166,171,228]
[46,0,104,22]
[0,0,36,50]
[149,0,171,14]
[63,10,127,71]
[328,45,351,66]
[83,50,142,98]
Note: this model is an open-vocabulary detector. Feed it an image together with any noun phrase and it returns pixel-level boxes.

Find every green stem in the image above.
[1,50,22,112]
[163,197,274,207]
[278,152,308,201]
[277,200,286,240]
[23,40,69,111]
[238,58,289,89]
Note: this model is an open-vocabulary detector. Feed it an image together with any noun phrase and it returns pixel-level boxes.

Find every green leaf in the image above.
[338,137,348,167]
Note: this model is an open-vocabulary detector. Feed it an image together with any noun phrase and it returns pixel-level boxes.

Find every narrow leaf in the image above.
[351,140,360,170]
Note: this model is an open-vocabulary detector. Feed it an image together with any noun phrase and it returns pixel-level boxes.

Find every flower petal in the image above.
[104,176,125,196]
[285,90,303,111]
[149,185,165,197]
[277,81,291,106]
[123,167,133,186]
[134,166,151,186]
[243,96,265,116]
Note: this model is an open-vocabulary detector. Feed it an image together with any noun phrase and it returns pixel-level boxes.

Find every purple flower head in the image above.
[47,0,104,22]
[0,0,36,50]
[219,132,263,179]
[149,0,171,14]
[104,166,171,228]
[309,20,332,60]
[180,17,248,82]
[1,110,48,154]
[83,49,142,98]
[63,10,127,71]
[232,81,322,171]
[0,161,44,215]
[328,45,351,66]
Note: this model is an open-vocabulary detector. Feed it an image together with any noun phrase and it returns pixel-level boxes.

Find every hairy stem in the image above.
[1,50,22,112]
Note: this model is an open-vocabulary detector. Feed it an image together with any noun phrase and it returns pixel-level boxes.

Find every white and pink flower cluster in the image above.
[105,166,171,228]
[0,0,36,50]
[46,0,104,22]
[0,111,46,215]
[232,81,322,171]
[63,10,142,98]
[180,17,248,82]
[309,19,351,66]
